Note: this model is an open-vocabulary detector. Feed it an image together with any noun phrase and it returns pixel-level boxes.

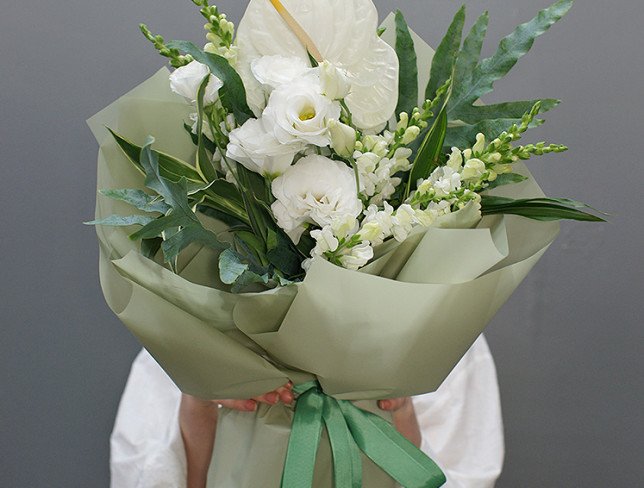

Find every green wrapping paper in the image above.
[89,21,559,487]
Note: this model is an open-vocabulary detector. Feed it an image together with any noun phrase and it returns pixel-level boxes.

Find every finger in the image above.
[276,386,295,405]
[214,399,257,411]
[254,391,281,405]
[378,398,408,412]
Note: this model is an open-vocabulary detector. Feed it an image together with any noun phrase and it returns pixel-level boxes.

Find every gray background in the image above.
[1,0,642,486]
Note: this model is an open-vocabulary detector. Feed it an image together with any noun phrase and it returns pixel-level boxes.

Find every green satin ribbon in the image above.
[281,382,446,488]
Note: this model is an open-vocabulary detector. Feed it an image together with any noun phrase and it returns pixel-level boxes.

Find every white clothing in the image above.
[110,335,504,488]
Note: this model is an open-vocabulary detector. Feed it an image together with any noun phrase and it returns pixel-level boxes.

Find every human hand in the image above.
[378,397,421,448]
[208,382,295,411]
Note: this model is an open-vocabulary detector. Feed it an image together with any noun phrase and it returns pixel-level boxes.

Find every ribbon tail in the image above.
[322,396,363,488]
[281,388,325,488]
[338,400,447,488]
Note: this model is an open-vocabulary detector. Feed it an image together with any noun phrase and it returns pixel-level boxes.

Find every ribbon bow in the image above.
[281,382,446,488]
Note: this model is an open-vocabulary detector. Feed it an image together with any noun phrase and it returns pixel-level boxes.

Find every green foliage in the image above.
[406,104,448,197]
[394,10,418,117]
[139,24,192,68]
[218,249,271,293]
[85,214,154,227]
[108,129,206,192]
[425,1,574,147]
[485,173,528,190]
[129,137,228,263]
[99,189,171,214]
[166,40,254,124]
[481,195,605,222]
[425,6,465,102]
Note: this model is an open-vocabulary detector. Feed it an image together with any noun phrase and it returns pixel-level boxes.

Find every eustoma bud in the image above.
[320,60,352,100]
[328,119,357,158]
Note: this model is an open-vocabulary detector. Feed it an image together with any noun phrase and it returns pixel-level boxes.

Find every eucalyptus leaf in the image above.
[219,248,270,293]
[166,40,254,123]
[394,10,418,116]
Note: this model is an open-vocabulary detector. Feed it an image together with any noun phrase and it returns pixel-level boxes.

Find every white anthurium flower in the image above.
[169,61,223,105]
[236,0,399,130]
[320,60,352,100]
[263,75,341,147]
[251,55,312,92]
[271,155,363,243]
[226,118,305,177]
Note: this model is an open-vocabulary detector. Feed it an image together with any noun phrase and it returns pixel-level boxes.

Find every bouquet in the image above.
[88,0,603,486]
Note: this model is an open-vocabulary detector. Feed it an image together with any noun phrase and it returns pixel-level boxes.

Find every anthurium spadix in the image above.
[235,0,399,130]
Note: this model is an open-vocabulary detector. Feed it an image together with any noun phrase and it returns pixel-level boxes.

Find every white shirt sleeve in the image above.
[412,335,504,488]
[111,335,504,488]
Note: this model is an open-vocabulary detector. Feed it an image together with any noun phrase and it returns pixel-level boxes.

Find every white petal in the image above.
[236,0,398,128]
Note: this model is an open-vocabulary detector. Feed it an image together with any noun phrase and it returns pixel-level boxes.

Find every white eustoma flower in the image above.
[236,0,399,130]
[169,61,223,105]
[251,55,311,92]
[226,118,305,177]
[339,242,374,270]
[271,155,363,243]
[320,60,352,100]
[328,120,356,158]
[263,75,341,147]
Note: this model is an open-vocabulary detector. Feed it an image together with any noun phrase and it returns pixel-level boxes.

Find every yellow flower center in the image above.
[299,108,316,121]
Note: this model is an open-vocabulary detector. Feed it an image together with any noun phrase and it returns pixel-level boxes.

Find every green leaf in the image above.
[85,214,154,227]
[425,6,465,101]
[141,237,163,259]
[454,99,560,125]
[406,103,448,196]
[129,138,228,263]
[448,0,573,120]
[108,129,207,193]
[195,76,219,182]
[453,11,489,95]
[99,189,171,214]
[266,228,303,278]
[394,10,418,116]
[485,173,528,190]
[481,195,605,222]
[218,248,270,293]
[166,40,254,123]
